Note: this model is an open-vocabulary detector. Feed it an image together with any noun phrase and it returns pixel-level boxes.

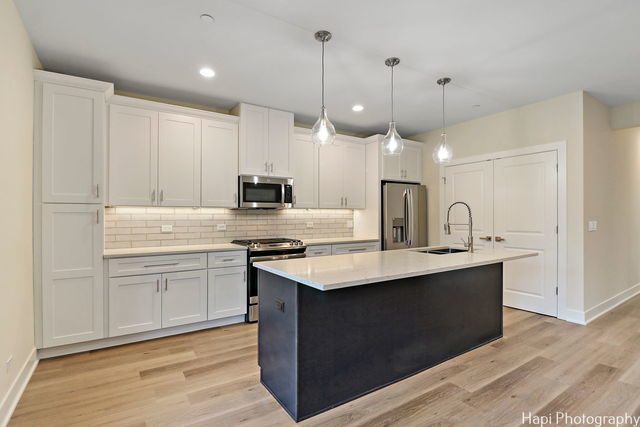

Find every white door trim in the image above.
[438,141,568,322]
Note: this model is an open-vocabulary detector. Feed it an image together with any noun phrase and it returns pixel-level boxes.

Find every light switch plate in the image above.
[588,220,598,232]
[161,224,173,233]
[217,223,227,231]
[306,222,314,228]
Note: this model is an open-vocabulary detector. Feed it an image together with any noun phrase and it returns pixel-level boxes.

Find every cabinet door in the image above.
[108,274,162,337]
[381,150,402,181]
[162,270,208,328]
[41,83,104,203]
[158,113,201,206]
[402,142,423,183]
[108,105,158,206]
[201,119,239,207]
[342,142,366,209]
[318,143,344,208]
[42,204,104,347]
[268,109,293,177]
[238,104,269,175]
[208,267,247,320]
[290,133,317,208]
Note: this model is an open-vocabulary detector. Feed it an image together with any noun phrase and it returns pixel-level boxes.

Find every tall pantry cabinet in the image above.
[34,71,113,348]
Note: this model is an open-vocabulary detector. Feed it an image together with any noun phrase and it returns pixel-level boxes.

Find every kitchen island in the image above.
[254,247,537,421]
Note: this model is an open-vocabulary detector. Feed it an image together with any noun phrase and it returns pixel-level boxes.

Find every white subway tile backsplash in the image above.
[104,207,354,249]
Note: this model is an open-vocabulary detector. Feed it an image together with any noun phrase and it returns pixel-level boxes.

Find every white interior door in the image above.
[42,204,104,347]
[494,152,558,316]
[162,270,208,328]
[342,142,366,209]
[290,133,318,208]
[443,161,494,249]
[108,104,158,206]
[41,83,104,203]
[201,119,239,207]
[158,112,201,206]
[268,109,293,177]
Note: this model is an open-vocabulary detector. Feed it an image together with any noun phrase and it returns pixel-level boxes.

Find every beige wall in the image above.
[0,0,40,412]
[412,92,585,312]
[610,101,640,130]
[583,93,640,311]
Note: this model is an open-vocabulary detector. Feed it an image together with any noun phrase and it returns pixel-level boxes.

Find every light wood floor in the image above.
[11,296,640,426]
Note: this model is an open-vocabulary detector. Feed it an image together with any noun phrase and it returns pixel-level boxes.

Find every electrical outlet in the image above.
[216,223,227,231]
[306,222,314,228]
[347,220,354,229]
[6,355,13,373]
[588,220,598,232]
[161,224,173,233]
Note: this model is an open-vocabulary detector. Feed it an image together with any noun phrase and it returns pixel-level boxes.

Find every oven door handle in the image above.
[251,253,307,263]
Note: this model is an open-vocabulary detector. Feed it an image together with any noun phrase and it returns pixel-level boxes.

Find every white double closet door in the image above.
[443,151,558,317]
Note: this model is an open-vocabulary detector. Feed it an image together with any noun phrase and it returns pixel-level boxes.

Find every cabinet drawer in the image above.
[108,253,207,277]
[332,242,380,255]
[208,250,247,268]
[306,245,332,257]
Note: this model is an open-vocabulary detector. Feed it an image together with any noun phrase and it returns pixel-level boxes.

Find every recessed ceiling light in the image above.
[352,104,364,112]
[199,67,215,78]
[200,14,215,24]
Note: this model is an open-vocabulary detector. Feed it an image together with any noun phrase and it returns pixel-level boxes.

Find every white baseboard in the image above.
[38,315,245,359]
[0,348,38,427]
[585,282,640,324]
[560,308,586,325]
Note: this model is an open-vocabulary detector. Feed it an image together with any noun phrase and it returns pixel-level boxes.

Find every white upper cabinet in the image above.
[41,204,104,347]
[268,108,293,177]
[342,142,366,208]
[40,83,106,204]
[290,131,318,208]
[318,139,366,209]
[236,103,293,177]
[201,119,239,208]
[381,140,423,183]
[158,113,201,207]
[108,105,158,206]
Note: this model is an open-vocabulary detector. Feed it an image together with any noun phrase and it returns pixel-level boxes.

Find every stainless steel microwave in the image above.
[238,175,294,209]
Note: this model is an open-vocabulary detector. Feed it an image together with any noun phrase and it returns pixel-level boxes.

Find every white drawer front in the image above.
[332,242,380,255]
[207,250,247,268]
[108,253,207,277]
[306,245,332,257]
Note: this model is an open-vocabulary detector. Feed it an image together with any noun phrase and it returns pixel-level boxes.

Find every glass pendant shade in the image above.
[381,121,403,156]
[311,106,336,145]
[432,132,453,163]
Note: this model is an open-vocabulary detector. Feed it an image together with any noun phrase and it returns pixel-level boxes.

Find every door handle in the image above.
[495,236,505,242]
[479,236,492,241]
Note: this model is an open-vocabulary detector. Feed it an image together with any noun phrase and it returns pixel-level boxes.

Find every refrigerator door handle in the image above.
[407,187,413,247]
[403,189,409,247]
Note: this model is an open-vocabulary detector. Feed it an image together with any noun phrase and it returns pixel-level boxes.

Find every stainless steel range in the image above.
[231,238,306,322]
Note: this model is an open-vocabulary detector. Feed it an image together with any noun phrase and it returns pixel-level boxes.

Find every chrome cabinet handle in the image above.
[96,184,100,198]
[151,189,156,203]
[96,209,100,224]
[221,258,235,262]
[340,197,344,207]
[165,278,168,291]
[243,270,246,282]
[270,163,274,173]
[159,190,164,203]
[265,162,268,172]
[348,248,366,252]
[479,236,492,241]
[156,279,160,293]
[495,236,505,242]
[234,193,237,203]
[293,195,297,204]
[143,262,180,268]
[345,197,348,207]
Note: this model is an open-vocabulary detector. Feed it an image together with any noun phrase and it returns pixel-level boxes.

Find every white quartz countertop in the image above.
[303,237,379,246]
[103,243,245,259]
[254,247,537,291]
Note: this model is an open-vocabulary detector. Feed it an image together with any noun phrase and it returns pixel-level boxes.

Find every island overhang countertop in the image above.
[254,247,537,291]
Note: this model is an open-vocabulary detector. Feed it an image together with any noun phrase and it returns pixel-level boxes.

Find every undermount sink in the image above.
[418,247,469,255]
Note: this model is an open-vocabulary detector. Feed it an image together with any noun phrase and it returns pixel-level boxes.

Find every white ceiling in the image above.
[15,0,640,136]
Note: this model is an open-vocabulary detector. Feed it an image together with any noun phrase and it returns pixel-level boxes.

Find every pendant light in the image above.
[432,77,454,164]
[311,30,336,145]
[381,57,404,156]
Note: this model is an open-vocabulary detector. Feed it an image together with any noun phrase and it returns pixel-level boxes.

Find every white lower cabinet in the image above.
[306,245,332,257]
[208,266,247,320]
[332,242,380,255]
[109,274,162,337]
[162,270,208,328]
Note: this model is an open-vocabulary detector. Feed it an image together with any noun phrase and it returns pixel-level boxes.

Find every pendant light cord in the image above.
[441,81,446,134]
[321,40,325,109]
[390,65,395,122]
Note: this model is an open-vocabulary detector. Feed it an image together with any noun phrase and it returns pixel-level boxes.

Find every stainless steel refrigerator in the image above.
[382,181,428,250]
